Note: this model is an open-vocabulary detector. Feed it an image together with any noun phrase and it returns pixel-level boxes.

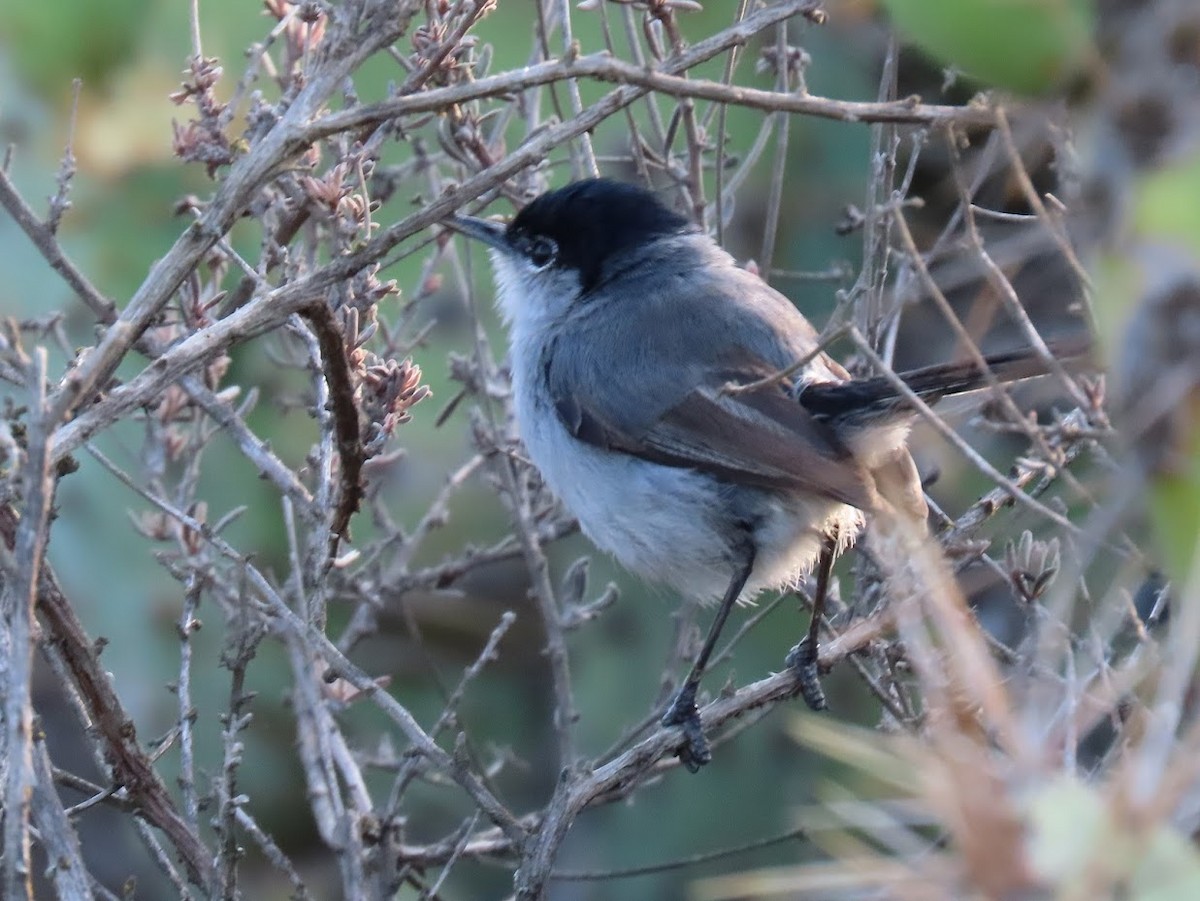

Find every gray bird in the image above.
[450,178,1074,770]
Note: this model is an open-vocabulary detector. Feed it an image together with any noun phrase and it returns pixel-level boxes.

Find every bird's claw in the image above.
[662,685,712,772]
[785,636,828,711]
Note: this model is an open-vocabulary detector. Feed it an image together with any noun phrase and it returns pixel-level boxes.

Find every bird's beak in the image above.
[446,214,509,253]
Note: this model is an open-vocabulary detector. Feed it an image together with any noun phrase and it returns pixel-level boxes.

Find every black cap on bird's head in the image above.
[449,179,693,292]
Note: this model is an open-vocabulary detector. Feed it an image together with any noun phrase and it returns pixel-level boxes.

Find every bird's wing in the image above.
[545,338,877,511]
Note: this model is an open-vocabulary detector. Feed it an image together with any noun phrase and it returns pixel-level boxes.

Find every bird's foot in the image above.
[785,636,828,711]
[662,684,712,772]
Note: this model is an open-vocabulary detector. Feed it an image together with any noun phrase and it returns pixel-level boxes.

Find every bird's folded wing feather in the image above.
[550,367,876,511]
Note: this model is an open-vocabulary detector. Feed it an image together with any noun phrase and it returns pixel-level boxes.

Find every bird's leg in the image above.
[785,530,838,711]
[662,548,755,772]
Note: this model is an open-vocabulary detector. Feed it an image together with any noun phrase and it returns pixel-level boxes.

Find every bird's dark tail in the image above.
[798,337,1091,422]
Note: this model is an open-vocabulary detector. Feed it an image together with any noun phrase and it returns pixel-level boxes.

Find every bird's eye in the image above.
[526,236,557,269]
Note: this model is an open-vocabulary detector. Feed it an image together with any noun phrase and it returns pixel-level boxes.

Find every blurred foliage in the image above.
[1132,153,1200,260]
[1029,778,1200,898]
[1096,151,1200,586]
[0,0,148,96]
[882,0,1094,93]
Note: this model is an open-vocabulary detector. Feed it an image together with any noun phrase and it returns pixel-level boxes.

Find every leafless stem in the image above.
[758,24,792,275]
[315,48,1001,142]
[2,348,52,901]
[175,574,203,831]
[46,79,81,234]
[30,721,93,898]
